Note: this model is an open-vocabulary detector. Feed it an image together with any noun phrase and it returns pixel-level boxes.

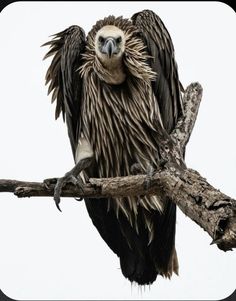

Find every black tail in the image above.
[120,250,158,285]
[85,197,177,285]
[118,198,177,284]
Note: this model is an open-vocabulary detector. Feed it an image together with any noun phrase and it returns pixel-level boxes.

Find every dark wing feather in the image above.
[131,10,183,133]
[130,10,181,280]
[42,25,86,156]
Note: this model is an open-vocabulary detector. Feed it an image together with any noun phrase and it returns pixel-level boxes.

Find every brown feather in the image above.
[44,12,181,282]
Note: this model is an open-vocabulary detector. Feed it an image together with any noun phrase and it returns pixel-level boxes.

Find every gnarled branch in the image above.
[0,82,235,252]
[0,167,235,251]
[171,82,203,149]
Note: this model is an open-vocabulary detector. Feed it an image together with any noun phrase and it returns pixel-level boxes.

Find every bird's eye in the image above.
[116,36,122,43]
[98,36,105,43]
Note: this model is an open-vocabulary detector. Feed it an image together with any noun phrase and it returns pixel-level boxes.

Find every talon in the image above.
[144,178,151,191]
[43,177,58,189]
[54,198,62,212]
[52,173,85,211]
[76,177,85,192]
[53,177,65,211]
[144,164,154,191]
[54,193,62,212]
[75,197,83,202]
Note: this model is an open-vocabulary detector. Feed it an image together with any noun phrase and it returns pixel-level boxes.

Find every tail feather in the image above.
[85,197,177,285]
[120,252,158,285]
[149,198,178,277]
[118,202,177,284]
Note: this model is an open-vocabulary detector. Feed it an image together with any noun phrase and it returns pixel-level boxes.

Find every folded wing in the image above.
[43,25,86,156]
[132,10,183,133]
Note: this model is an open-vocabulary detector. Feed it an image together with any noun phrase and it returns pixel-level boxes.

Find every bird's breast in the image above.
[81,72,160,178]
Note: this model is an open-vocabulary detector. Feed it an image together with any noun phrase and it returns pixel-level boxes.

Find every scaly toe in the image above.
[53,173,85,211]
[43,177,58,189]
[53,176,66,211]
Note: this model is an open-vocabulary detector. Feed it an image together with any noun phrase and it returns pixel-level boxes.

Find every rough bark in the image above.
[0,82,235,252]
[171,82,203,150]
[0,166,236,251]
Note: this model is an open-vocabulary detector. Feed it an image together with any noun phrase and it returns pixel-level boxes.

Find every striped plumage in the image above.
[44,10,183,285]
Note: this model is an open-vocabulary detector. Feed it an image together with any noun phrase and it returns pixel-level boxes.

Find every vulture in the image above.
[43,9,183,285]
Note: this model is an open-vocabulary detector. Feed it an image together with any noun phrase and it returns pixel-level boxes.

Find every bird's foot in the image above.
[130,163,144,175]
[144,164,155,191]
[130,163,155,190]
[43,177,58,189]
[44,157,92,211]
[43,174,84,211]
[53,171,85,211]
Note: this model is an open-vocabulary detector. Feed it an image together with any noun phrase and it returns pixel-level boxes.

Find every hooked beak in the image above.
[102,38,118,58]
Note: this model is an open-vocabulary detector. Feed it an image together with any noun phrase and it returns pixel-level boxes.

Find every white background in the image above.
[0,1,235,300]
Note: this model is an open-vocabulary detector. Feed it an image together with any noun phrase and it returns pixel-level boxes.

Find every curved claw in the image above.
[54,191,62,212]
[52,173,85,211]
[53,177,65,211]
[54,199,62,212]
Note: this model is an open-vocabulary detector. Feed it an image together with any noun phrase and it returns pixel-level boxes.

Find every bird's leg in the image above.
[52,157,93,211]
[44,177,58,188]
[143,163,155,191]
[130,162,154,190]
[143,159,169,191]
[44,137,94,211]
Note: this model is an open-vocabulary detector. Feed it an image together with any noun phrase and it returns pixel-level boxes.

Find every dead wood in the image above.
[0,82,235,251]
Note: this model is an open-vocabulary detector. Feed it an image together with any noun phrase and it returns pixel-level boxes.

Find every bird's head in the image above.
[95,25,125,62]
[80,16,156,85]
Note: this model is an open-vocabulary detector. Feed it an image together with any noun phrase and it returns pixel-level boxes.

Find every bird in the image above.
[43,9,183,285]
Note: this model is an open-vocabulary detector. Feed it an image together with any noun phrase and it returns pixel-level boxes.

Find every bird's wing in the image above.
[42,25,86,157]
[131,10,181,279]
[131,10,183,133]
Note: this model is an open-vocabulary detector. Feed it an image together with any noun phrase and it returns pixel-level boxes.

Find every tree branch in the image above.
[152,83,203,168]
[0,82,235,252]
[0,167,235,251]
[171,82,203,149]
